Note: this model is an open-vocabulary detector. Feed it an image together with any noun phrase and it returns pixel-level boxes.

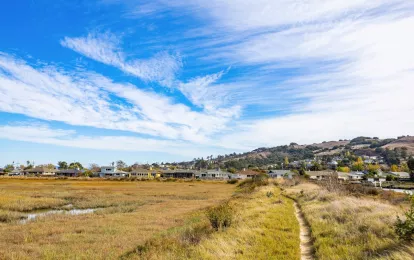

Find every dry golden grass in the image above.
[286,182,414,260]
[194,186,300,260]
[126,185,301,260]
[0,179,235,259]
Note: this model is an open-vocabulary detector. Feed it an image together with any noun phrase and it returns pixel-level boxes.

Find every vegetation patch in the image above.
[124,185,300,260]
[206,202,233,231]
[0,179,235,259]
[0,210,26,223]
[286,182,414,259]
[395,196,414,241]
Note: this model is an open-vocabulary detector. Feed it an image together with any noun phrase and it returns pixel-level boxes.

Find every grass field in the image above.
[0,179,235,259]
[125,183,300,260]
[286,183,414,260]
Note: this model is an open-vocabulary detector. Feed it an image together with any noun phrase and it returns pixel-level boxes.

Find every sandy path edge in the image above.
[294,202,314,260]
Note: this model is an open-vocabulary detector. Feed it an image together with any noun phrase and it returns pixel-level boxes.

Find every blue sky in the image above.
[1,0,414,167]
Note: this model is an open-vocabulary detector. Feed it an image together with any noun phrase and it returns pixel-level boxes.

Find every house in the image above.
[8,168,23,176]
[390,172,410,180]
[58,169,83,177]
[268,170,294,179]
[327,161,338,169]
[307,171,348,181]
[194,169,229,179]
[288,161,300,168]
[348,171,364,181]
[98,166,129,178]
[307,171,334,180]
[130,168,154,179]
[161,170,195,178]
[230,169,262,180]
[24,167,58,176]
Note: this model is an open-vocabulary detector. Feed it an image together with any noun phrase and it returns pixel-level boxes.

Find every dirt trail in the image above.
[294,202,314,260]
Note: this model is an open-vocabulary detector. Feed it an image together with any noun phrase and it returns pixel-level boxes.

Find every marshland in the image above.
[1,177,414,259]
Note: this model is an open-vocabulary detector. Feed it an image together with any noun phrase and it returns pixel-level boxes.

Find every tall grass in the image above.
[205,202,233,231]
[124,185,300,260]
[0,179,235,259]
[287,182,413,259]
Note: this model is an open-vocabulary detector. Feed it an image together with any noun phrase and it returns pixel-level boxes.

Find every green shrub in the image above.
[266,191,274,198]
[180,222,212,245]
[227,179,238,184]
[206,202,233,231]
[395,197,414,241]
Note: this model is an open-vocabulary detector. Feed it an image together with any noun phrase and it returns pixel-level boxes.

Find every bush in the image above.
[227,179,238,184]
[395,197,414,241]
[237,177,268,193]
[206,202,233,231]
[180,223,212,245]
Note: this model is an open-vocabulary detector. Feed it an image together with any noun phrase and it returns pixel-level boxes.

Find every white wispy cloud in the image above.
[0,123,232,157]
[61,32,182,87]
[0,53,238,144]
[114,0,414,149]
[2,0,414,159]
[177,69,240,112]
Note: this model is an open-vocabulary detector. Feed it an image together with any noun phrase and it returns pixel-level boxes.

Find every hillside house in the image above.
[348,171,364,181]
[268,170,294,179]
[327,161,338,169]
[390,172,410,180]
[307,171,349,181]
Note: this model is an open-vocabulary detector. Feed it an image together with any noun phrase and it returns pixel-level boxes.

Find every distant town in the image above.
[2,136,414,186]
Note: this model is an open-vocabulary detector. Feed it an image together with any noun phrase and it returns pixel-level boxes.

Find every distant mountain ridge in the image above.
[185,135,413,170]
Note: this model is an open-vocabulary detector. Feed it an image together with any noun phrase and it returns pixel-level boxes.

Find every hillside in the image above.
[383,136,414,154]
[186,135,413,170]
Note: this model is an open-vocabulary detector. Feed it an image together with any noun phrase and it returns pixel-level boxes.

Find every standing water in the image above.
[21,208,98,224]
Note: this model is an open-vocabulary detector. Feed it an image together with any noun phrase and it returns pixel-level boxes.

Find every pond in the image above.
[21,207,98,224]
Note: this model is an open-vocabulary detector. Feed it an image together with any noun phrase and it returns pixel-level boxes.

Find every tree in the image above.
[310,162,322,171]
[401,162,410,173]
[69,162,83,170]
[227,167,237,173]
[351,157,364,171]
[116,160,127,170]
[337,166,350,173]
[58,161,68,169]
[386,175,396,181]
[4,164,14,173]
[367,164,380,174]
[408,157,414,172]
[408,157,414,180]
[89,163,100,172]
[390,164,400,172]
[283,156,289,168]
